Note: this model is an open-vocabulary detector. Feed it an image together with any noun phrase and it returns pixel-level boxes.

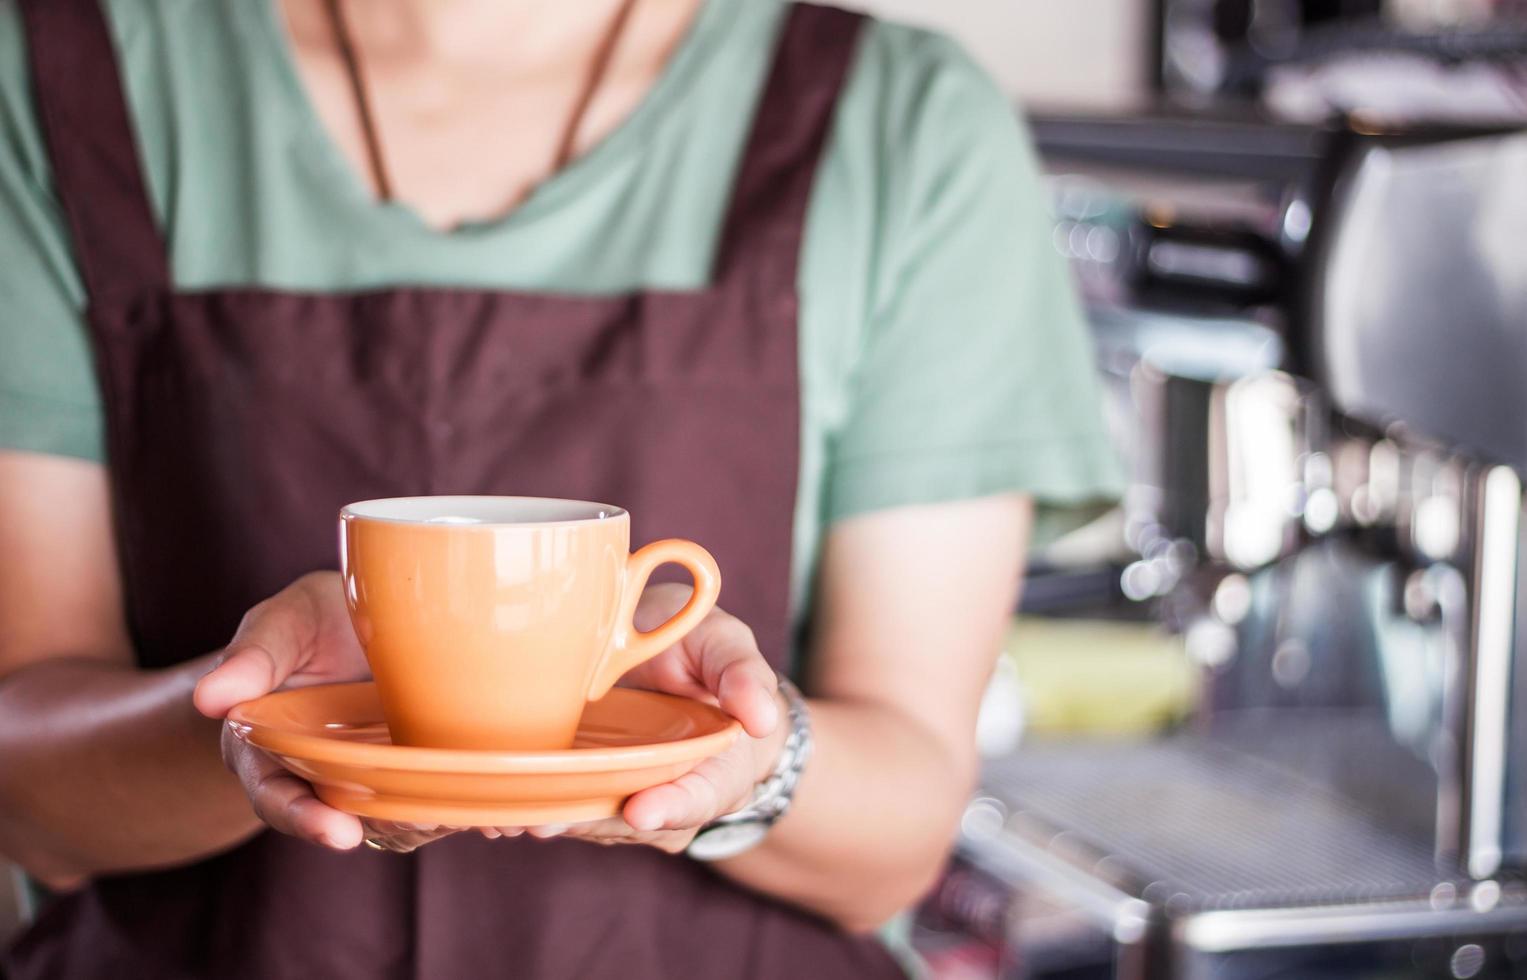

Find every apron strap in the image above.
[713,3,865,283]
[20,0,171,306]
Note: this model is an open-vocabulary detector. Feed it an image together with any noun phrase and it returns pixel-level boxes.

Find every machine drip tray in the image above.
[966,723,1527,974]
[983,733,1452,911]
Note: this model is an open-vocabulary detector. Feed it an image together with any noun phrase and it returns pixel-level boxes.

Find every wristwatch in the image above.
[687,676,812,861]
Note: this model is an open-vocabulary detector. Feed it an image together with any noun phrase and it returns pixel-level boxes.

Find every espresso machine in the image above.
[930,116,1527,979]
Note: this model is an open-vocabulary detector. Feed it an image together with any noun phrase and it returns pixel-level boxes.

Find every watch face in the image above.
[687,820,770,861]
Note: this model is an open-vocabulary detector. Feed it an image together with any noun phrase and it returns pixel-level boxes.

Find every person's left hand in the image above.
[479,582,786,854]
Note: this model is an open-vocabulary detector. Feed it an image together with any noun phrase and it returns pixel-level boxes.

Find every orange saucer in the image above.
[227,683,740,827]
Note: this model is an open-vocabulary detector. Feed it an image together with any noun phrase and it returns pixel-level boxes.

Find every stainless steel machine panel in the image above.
[1310,132,1527,472]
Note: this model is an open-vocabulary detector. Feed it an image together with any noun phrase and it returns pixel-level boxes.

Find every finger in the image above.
[36,872,87,893]
[359,835,419,854]
[618,650,711,701]
[630,582,693,631]
[231,740,362,849]
[527,824,568,839]
[194,591,319,718]
[714,659,780,739]
[194,645,285,719]
[557,817,628,838]
[694,623,778,738]
[360,822,452,853]
[624,753,750,832]
[553,818,694,854]
[363,819,439,836]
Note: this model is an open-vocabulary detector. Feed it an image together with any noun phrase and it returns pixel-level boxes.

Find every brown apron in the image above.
[5,0,904,976]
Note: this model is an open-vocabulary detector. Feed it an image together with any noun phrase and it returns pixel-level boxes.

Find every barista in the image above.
[0,0,1119,975]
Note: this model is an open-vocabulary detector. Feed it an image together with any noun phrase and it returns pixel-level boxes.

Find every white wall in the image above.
[845,0,1150,110]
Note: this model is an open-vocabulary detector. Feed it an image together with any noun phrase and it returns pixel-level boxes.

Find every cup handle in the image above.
[587,539,722,701]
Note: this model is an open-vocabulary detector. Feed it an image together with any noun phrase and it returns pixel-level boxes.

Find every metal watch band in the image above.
[749,676,812,822]
[686,676,812,860]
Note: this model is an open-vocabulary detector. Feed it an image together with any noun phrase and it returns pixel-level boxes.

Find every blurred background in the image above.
[5,3,1525,977]
[847,1,1527,978]
[848,1,1153,108]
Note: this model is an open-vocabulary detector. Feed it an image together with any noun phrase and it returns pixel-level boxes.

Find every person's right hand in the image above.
[193,571,442,852]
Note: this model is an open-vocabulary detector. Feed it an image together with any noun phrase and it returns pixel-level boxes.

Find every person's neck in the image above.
[339,0,632,65]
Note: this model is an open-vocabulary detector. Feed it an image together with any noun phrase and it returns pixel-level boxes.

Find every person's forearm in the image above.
[714,695,974,933]
[0,653,261,883]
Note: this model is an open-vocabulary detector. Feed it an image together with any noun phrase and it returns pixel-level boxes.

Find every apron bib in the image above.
[6,1,902,976]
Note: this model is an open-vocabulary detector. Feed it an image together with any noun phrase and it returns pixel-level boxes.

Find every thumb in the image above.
[194,643,286,719]
[194,587,320,718]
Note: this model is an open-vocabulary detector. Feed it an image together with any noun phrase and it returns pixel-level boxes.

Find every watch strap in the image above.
[687,676,812,860]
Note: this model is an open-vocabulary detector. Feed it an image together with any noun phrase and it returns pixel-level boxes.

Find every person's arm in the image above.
[585,494,1027,931]
[501,494,1024,931]
[678,25,1111,929]
[0,450,380,883]
[711,493,1028,931]
[0,451,259,884]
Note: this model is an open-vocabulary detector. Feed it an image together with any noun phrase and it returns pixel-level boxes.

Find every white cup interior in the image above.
[341,496,625,526]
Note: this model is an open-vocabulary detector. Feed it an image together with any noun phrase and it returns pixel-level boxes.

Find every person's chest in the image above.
[115,0,873,438]
[105,0,880,610]
[273,0,704,232]
[125,0,773,296]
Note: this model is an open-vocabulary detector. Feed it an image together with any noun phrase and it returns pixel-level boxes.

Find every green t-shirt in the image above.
[0,0,1121,615]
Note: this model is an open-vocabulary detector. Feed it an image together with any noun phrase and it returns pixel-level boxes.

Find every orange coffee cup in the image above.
[339,496,721,750]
